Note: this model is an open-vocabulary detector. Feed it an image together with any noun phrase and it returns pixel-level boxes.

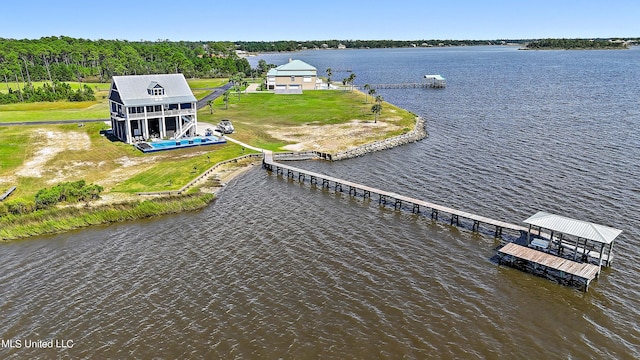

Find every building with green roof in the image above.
[266,59,318,92]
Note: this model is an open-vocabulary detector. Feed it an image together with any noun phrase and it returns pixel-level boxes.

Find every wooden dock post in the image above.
[394,199,402,210]
[322,178,329,189]
[335,183,343,192]
[349,186,357,196]
[413,204,420,214]
[310,175,317,185]
[432,209,439,220]
[451,214,459,226]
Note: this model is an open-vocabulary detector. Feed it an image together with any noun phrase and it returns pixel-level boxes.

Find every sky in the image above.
[1,0,638,41]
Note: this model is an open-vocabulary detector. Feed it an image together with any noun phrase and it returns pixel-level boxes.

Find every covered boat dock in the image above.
[498,211,622,291]
[424,75,446,88]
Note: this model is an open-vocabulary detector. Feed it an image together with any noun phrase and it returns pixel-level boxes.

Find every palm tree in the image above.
[368,88,376,102]
[347,73,356,91]
[363,84,371,102]
[371,104,382,123]
[326,67,332,88]
[223,90,230,110]
[207,99,214,114]
[372,95,384,123]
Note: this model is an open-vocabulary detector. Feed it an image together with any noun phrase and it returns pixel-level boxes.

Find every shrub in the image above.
[6,200,33,215]
[34,180,104,209]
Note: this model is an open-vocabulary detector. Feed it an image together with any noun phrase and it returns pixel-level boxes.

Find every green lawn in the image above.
[198,90,416,151]
[187,78,229,89]
[0,81,111,94]
[0,122,136,200]
[111,143,256,193]
[0,101,110,122]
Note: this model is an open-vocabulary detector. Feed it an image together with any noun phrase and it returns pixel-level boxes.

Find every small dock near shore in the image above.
[261,151,621,291]
[356,74,446,90]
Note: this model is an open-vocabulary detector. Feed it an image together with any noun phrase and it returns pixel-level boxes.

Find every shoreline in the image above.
[1,105,424,242]
[0,158,262,242]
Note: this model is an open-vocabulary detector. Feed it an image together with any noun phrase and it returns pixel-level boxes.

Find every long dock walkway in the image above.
[263,151,528,238]
[261,150,614,291]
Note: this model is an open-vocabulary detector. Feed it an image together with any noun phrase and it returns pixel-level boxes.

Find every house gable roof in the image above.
[109,74,195,107]
[268,59,317,77]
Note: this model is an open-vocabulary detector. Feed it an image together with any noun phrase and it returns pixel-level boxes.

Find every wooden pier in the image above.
[357,83,433,90]
[261,150,621,291]
[263,151,526,238]
[356,74,445,90]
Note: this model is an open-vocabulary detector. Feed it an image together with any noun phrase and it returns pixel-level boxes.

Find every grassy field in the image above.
[0,82,111,122]
[198,90,416,151]
[0,81,111,94]
[187,78,229,89]
[112,143,256,193]
[0,122,247,200]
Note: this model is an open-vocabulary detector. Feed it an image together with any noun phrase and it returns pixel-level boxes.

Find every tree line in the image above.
[524,38,630,50]
[0,36,252,103]
[235,39,526,52]
[0,36,251,82]
[0,81,95,104]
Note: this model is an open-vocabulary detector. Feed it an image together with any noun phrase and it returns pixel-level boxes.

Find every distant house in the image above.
[266,59,318,91]
[108,74,197,144]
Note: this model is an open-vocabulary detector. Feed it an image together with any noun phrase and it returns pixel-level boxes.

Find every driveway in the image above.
[196,83,233,110]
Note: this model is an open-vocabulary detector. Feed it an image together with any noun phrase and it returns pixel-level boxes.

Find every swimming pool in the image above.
[135,136,226,153]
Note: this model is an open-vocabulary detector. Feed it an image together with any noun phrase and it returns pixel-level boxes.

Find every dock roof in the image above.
[523,211,622,244]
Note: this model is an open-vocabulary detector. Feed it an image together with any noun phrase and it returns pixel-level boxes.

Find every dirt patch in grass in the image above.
[267,120,400,152]
[14,130,91,179]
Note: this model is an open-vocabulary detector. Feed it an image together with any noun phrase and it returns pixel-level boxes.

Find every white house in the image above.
[108,74,197,144]
[266,59,318,91]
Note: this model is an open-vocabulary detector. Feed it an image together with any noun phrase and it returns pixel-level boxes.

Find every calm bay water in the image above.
[1,46,639,359]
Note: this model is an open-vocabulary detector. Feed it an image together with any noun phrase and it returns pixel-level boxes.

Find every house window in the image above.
[147,82,165,96]
[128,106,145,114]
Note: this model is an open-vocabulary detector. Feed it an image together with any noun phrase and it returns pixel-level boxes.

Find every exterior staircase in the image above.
[173,116,196,139]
